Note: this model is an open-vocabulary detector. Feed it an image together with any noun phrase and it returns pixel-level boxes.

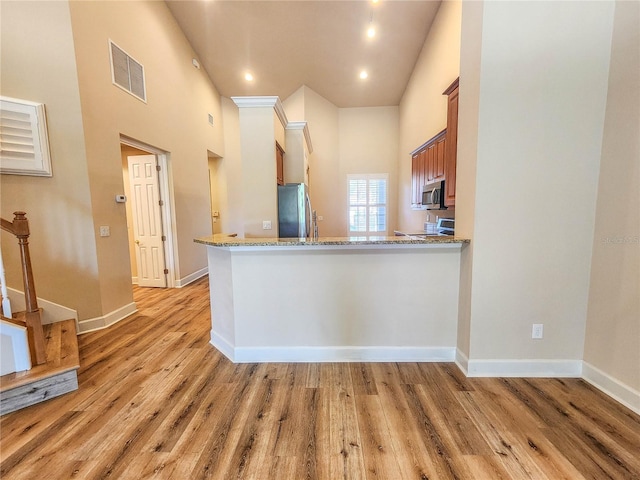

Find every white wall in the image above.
[397,0,462,233]
[284,88,400,236]
[235,103,283,238]
[218,97,245,238]
[460,1,615,370]
[69,1,225,309]
[455,0,484,360]
[584,0,640,396]
[0,0,102,319]
[2,1,227,322]
[284,87,340,235]
[339,107,399,234]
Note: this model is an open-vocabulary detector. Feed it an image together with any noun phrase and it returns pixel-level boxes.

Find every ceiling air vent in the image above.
[208,113,214,126]
[109,40,146,102]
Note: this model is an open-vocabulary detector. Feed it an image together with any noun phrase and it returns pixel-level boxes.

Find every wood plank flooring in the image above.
[1,276,639,479]
[1,319,80,415]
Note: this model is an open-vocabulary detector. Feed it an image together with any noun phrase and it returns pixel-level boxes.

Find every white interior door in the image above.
[128,155,167,287]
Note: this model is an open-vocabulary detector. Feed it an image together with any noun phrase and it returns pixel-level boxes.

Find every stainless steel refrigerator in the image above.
[278,183,312,238]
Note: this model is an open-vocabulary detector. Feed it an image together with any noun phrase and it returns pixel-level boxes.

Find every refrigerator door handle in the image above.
[305,193,312,237]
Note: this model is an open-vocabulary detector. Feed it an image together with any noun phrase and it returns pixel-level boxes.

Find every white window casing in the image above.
[0,97,52,177]
[348,173,388,235]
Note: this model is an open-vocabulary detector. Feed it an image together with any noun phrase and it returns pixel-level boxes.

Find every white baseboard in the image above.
[455,348,469,375]
[7,287,78,325]
[77,302,137,334]
[176,268,208,288]
[210,330,236,362]
[466,359,583,378]
[132,276,138,285]
[209,337,456,363]
[582,361,640,415]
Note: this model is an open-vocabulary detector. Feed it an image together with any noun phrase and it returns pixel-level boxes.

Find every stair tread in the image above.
[0,319,79,392]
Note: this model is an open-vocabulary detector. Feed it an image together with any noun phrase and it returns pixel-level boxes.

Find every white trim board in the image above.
[77,302,137,334]
[582,362,640,415]
[466,359,583,378]
[0,320,31,374]
[455,348,469,376]
[176,268,208,288]
[209,338,456,364]
[7,287,78,325]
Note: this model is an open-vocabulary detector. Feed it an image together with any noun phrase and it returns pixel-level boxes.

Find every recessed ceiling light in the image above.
[367,26,375,38]
[359,70,368,80]
[372,0,379,4]
[244,72,254,82]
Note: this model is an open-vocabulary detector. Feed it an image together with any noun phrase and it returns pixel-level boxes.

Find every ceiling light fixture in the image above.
[367,11,376,39]
[244,72,254,82]
[359,70,368,80]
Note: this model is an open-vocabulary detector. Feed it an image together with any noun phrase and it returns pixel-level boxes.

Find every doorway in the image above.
[120,137,175,288]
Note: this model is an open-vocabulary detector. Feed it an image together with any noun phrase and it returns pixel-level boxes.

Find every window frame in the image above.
[347,173,389,235]
[0,96,52,177]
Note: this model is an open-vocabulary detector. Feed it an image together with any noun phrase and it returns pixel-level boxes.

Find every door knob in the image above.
[135,240,140,245]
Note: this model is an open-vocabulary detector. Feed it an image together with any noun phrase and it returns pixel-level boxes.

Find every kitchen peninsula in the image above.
[195,235,469,363]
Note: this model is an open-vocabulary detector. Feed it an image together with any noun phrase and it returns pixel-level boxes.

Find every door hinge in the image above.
[156,165,161,172]
[164,268,169,275]
[159,200,164,206]
[161,235,166,241]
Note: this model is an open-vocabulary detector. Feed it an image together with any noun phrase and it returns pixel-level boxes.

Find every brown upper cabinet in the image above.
[443,77,459,208]
[410,129,446,207]
[275,142,285,186]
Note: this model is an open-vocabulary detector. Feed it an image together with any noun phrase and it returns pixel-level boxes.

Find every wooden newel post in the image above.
[12,211,46,365]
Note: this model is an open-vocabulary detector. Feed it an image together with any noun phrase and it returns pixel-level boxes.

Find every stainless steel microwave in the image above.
[421,180,446,210]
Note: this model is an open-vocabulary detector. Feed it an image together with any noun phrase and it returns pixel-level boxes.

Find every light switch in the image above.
[99,226,110,237]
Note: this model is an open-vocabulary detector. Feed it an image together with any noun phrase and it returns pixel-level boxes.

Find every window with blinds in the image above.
[0,97,52,176]
[109,40,146,102]
[348,174,388,234]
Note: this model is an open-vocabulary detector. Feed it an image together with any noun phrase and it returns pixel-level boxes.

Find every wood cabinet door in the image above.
[411,153,420,205]
[276,142,285,186]
[426,144,434,182]
[435,135,446,180]
[443,78,459,207]
[419,148,427,193]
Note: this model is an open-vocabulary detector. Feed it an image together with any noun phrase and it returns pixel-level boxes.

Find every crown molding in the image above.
[286,121,313,154]
[231,96,288,128]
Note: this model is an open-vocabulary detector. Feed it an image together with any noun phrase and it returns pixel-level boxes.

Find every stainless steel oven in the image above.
[421,180,446,210]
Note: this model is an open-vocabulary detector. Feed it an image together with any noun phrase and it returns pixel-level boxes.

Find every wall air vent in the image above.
[109,40,146,102]
[208,113,214,126]
[0,97,52,176]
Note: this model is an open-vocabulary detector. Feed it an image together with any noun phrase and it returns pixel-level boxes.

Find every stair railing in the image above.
[0,211,46,365]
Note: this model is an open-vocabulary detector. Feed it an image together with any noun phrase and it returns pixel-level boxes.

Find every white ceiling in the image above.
[165,1,442,108]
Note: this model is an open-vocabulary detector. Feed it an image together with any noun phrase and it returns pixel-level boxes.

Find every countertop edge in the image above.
[194,236,470,248]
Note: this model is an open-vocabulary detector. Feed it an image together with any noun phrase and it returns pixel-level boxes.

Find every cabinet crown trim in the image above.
[443,77,459,96]
[410,128,446,156]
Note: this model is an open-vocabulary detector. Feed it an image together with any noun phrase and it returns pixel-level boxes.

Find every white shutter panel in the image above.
[0,97,52,176]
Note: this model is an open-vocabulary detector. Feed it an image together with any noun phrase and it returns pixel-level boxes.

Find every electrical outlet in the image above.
[99,226,110,237]
[262,220,272,230]
[532,323,543,339]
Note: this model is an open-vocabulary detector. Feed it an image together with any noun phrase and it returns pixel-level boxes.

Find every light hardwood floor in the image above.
[1,276,639,479]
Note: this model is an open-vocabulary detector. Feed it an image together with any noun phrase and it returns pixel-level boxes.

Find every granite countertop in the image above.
[194,235,470,247]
